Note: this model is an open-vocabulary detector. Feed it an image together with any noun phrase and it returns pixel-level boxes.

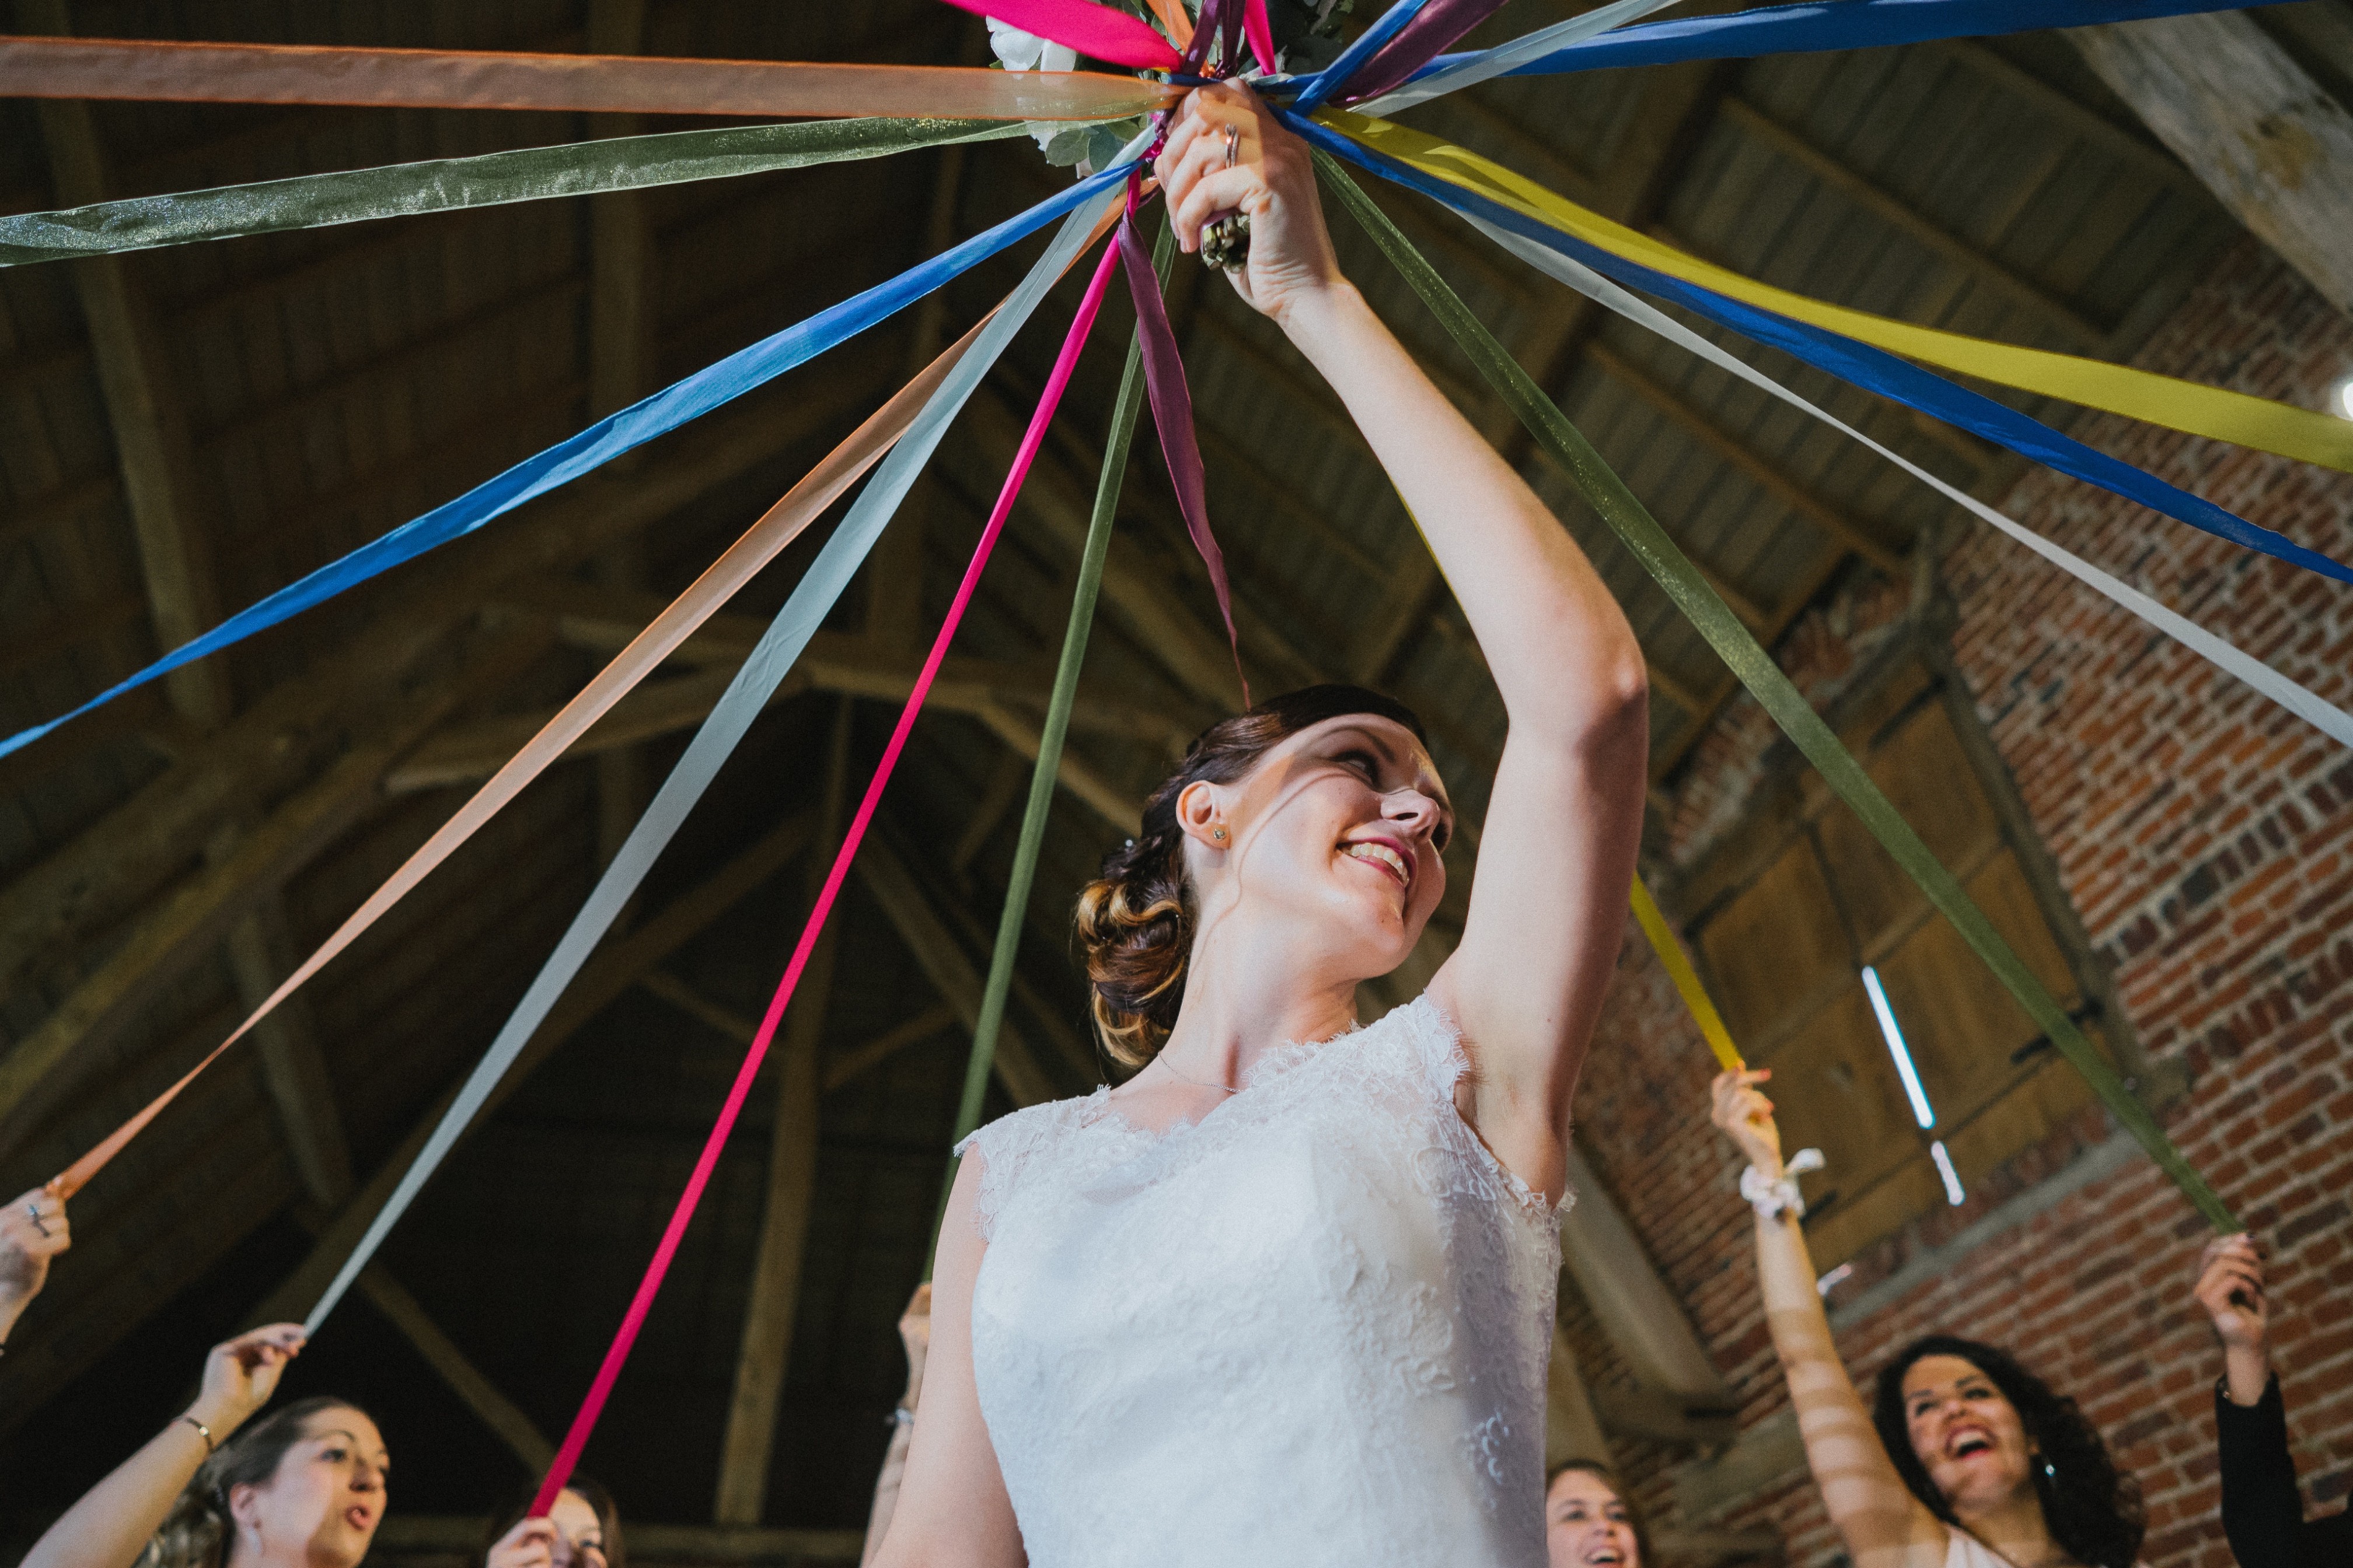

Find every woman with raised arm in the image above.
[1709,1069,2146,1568]
[871,80,1649,1568]
[23,1323,389,1568]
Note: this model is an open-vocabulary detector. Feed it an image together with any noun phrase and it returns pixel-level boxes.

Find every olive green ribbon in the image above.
[929,215,1175,1266]
[0,116,1032,267]
[1314,150,2234,1232]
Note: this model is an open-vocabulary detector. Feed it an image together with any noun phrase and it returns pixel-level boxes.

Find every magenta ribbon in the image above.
[1332,0,1514,103]
[525,229,1126,1516]
[937,0,1183,70]
[1243,0,1278,74]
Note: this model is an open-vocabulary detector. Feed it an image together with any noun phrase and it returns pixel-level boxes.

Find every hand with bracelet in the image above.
[22,1322,329,1568]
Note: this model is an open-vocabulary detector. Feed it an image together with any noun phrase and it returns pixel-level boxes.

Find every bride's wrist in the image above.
[1273,277,1365,346]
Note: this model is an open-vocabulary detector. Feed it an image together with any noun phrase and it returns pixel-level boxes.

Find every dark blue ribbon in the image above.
[1289,111,2353,589]
[1,163,1132,761]
[1410,0,2243,80]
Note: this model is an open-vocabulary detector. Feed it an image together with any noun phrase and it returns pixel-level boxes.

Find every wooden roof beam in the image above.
[2071,12,2353,314]
[1716,97,2111,349]
[823,1002,961,1094]
[0,354,896,998]
[1929,38,2212,202]
[341,1256,557,1473]
[238,807,819,1332]
[1584,340,1906,575]
[0,621,553,1150]
[1649,536,1849,784]
[853,834,1060,1109]
[715,699,847,1527]
[27,0,227,731]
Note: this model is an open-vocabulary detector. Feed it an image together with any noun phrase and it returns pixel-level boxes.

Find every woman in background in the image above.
[2194,1231,2351,1566]
[483,1476,622,1568]
[1545,1459,1647,1568]
[1711,1068,2144,1568]
[23,1323,388,1568]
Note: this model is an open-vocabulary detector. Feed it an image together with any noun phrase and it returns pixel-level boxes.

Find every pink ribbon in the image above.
[528,230,1127,1516]
[935,0,1184,71]
[1244,0,1279,74]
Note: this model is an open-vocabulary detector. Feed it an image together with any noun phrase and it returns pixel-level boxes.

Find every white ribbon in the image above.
[1354,0,1687,118]
[1468,213,2353,755]
[1741,1147,1825,1218]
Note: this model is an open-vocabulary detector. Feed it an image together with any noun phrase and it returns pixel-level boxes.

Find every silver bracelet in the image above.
[1740,1148,1825,1219]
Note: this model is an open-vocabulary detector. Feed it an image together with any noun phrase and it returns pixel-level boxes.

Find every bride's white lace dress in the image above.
[956,994,1565,1567]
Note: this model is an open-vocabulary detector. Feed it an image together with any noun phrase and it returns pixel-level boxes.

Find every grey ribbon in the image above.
[303,187,1118,1332]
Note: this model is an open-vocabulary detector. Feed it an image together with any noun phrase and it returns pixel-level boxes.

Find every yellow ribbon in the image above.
[1632,876,1743,1071]
[1319,108,2353,476]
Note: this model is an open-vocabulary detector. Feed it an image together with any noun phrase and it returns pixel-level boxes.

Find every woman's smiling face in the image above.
[1545,1467,1639,1568]
[1182,713,1451,977]
[1902,1353,2034,1514]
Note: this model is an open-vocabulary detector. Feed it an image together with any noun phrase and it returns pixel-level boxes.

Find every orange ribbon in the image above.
[0,34,1179,120]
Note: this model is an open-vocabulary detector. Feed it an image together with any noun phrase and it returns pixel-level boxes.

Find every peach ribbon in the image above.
[0,34,1179,120]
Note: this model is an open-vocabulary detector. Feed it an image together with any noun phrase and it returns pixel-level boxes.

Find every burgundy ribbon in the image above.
[1331,0,1514,104]
[1119,176,1247,707]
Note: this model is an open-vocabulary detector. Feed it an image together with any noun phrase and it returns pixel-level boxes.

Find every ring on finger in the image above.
[1221,122,1240,168]
[25,1202,48,1238]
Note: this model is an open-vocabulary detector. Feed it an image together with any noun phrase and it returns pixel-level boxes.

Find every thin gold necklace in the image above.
[1153,1052,1239,1094]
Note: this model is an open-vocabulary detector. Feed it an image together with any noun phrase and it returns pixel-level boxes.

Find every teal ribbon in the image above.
[0,116,1029,267]
[1314,149,2235,1233]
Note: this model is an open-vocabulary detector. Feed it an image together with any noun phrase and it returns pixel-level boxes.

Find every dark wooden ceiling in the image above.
[0,0,2257,1557]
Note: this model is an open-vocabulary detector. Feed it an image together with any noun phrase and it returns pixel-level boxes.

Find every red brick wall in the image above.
[1579,238,2353,1568]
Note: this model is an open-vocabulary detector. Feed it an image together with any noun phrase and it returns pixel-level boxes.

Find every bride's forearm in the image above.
[1276,282,1642,740]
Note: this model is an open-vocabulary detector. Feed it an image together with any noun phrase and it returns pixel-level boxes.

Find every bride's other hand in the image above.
[1152,82,1342,327]
[1710,1068,1783,1179]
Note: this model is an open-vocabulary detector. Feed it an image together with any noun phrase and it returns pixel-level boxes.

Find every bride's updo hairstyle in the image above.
[1076,684,1429,1069]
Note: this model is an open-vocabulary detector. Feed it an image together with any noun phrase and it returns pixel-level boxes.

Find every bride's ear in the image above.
[1175,780,1230,853]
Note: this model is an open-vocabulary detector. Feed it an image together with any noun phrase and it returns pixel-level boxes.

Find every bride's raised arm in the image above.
[1163,86,1649,1199]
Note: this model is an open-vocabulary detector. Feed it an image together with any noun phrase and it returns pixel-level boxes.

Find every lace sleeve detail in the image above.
[1396,993,1473,1105]
[953,1098,1081,1242]
[1395,993,1570,1220]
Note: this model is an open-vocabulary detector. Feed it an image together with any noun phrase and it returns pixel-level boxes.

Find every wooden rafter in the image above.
[1716,97,2110,348]
[715,699,849,1525]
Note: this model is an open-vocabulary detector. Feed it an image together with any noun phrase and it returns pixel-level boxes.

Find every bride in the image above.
[871,82,1649,1568]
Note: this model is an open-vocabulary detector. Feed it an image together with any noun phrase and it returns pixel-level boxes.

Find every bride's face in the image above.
[1180,714,1452,976]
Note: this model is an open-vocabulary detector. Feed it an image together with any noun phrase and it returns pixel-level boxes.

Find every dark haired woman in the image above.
[483,1476,622,1568]
[1710,1069,2146,1568]
[872,79,1649,1568]
[1546,1459,1648,1568]
[23,1323,388,1568]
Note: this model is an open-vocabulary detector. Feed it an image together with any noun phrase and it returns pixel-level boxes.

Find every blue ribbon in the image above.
[1291,0,1437,112]
[1411,0,2247,80]
[1,163,1131,762]
[1290,113,2353,589]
